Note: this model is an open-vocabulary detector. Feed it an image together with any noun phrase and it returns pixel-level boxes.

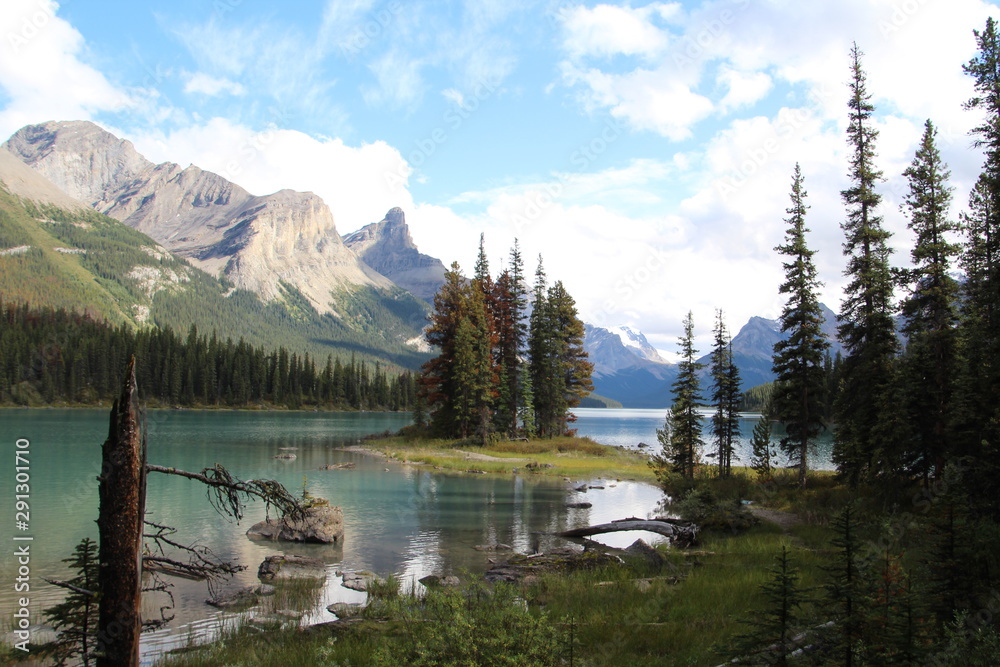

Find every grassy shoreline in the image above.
[358,434,661,483]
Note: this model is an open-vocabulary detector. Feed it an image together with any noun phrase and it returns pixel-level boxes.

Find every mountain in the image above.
[696,303,845,390]
[584,305,846,409]
[3,121,411,318]
[584,324,677,409]
[0,147,429,369]
[343,207,446,303]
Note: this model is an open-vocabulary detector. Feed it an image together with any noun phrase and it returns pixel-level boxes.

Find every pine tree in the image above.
[960,18,1000,458]
[528,256,557,437]
[772,163,830,488]
[661,311,703,479]
[749,402,777,480]
[824,502,868,667]
[44,537,99,666]
[899,119,960,480]
[709,310,741,478]
[546,280,593,435]
[834,44,899,485]
[731,546,809,667]
[421,263,470,437]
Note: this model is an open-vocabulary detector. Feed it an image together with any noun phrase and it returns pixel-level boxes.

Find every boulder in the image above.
[206,583,275,608]
[340,571,383,592]
[623,538,665,568]
[247,504,344,544]
[257,554,327,582]
[328,602,364,618]
[418,574,461,588]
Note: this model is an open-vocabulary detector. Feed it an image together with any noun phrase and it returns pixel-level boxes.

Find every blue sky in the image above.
[2,0,999,353]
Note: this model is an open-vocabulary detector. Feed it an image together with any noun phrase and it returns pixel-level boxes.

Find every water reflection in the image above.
[0,409,671,664]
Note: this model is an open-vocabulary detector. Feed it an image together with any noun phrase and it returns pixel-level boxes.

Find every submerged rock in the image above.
[419,574,461,587]
[206,584,276,608]
[257,554,327,581]
[340,571,383,591]
[247,504,344,544]
[328,602,364,618]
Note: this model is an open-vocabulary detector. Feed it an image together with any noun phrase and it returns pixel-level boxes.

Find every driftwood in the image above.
[557,518,699,547]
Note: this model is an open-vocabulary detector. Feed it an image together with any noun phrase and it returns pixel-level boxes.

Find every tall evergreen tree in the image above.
[493,241,528,436]
[546,280,594,435]
[899,120,960,480]
[834,44,899,484]
[660,311,703,479]
[528,256,558,437]
[709,310,741,478]
[772,163,829,488]
[960,18,1000,458]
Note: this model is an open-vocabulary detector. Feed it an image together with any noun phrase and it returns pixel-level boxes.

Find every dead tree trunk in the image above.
[96,357,145,667]
[557,518,699,547]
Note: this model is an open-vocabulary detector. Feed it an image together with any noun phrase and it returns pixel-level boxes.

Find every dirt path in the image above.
[749,507,802,534]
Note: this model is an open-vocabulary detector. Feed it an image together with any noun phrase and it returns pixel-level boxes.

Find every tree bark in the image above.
[96,357,145,667]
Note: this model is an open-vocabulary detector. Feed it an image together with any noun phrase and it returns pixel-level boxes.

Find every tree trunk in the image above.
[557,518,698,547]
[96,358,145,667]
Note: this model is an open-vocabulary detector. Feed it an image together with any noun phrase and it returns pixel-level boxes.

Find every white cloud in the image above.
[560,3,674,60]
[717,67,772,112]
[0,0,131,138]
[562,62,714,140]
[183,72,246,97]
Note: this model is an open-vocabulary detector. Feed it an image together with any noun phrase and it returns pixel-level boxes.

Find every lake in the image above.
[1,407,833,662]
[572,407,834,470]
[2,407,687,664]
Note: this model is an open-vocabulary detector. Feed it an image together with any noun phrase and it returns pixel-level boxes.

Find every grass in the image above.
[156,517,836,667]
[367,434,659,482]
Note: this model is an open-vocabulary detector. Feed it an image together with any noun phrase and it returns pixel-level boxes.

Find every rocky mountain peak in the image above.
[5,121,393,314]
[4,120,152,205]
[343,208,446,302]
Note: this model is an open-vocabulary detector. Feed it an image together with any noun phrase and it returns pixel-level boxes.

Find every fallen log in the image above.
[557,519,698,547]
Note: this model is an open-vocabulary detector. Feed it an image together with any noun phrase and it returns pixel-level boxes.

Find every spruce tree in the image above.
[824,502,868,667]
[731,545,808,667]
[960,18,1000,458]
[709,310,741,478]
[546,280,593,434]
[749,402,776,480]
[772,163,829,488]
[44,537,99,666]
[899,120,959,480]
[664,311,703,479]
[834,44,899,485]
[528,256,558,437]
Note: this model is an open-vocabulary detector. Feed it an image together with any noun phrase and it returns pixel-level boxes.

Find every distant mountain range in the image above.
[0,120,443,368]
[584,303,845,409]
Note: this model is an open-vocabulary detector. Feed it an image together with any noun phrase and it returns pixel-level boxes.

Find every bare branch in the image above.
[43,577,98,598]
[145,463,302,522]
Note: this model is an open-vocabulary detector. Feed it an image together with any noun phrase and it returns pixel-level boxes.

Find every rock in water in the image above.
[246,504,344,544]
[257,554,327,581]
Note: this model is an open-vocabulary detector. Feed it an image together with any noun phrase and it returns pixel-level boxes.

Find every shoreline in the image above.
[352,434,661,483]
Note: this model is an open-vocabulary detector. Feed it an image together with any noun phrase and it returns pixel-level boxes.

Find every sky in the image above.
[2,0,998,356]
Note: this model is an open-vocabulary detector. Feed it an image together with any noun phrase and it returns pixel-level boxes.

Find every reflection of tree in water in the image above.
[398,472,572,576]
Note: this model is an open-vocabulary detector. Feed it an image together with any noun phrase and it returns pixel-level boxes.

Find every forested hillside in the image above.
[0,184,431,372]
[0,301,416,410]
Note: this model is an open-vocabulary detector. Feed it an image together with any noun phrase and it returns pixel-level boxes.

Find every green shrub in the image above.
[371,582,565,666]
